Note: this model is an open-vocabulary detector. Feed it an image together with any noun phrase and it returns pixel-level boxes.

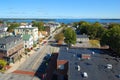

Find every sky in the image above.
[0,0,120,18]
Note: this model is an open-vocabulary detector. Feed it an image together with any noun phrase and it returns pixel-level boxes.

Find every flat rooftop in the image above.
[58,47,120,80]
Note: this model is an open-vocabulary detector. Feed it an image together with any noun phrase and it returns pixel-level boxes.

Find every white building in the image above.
[14,25,38,44]
[22,34,33,49]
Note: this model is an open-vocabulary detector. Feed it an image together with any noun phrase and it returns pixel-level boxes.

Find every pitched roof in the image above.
[0,35,21,44]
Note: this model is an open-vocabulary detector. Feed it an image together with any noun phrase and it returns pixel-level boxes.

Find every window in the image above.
[58,65,64,70]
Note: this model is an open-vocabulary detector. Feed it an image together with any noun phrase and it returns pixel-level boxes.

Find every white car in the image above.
[83,72,88,78]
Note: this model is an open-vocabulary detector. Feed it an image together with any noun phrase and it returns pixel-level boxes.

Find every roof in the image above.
[15,27,38,30]
[58,47,91,80]
[58,47,119,80]
[77,34,89,38]
[22,34,31,41]
[0,35,22,44]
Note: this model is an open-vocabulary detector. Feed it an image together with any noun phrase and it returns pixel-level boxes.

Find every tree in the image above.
[54,33,64,42]
[7,22,20,32]
[32,21,45,31]
[108,23,120,29]
[76,21,91,35]
[96,26,106,39]
[101,26,120,55]
[64,28,76,46]
[0,60,7,70]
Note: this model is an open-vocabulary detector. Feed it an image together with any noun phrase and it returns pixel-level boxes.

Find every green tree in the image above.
[64,28,76,46]
[38,22,45,31]
[96,26,106,39]
[32,21,45,31]
[101,26,120,55]
[7,22,20,32]
[76,21,90,34]
[108,23,120,29]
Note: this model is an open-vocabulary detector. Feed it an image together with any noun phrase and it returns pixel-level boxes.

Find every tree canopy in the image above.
[75,21,105,39]
[64,27,76,45]
[32,21,45,31]
[101,26,120,55]
[73,21,120,55]
[7,22,20,32]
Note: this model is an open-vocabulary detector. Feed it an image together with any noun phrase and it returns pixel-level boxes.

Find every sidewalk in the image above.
[5,46,39,74]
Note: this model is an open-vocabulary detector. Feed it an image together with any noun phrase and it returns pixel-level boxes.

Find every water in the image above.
[2,19,120,24]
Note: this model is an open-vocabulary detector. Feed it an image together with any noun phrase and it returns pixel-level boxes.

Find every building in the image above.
[0,30,10,38]
[77,34,89,42]
[22,34,33,49]
[0,35,24,63]
[14,25,38,44]
[38,31,48,39]
[44,52,68,80]
[44,22,61,35]
[0,26,8,32]
[0,22,8,31]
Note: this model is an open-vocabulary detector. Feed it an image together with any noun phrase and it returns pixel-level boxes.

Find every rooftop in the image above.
[77,34,89,38]
[0,35,22,44]
[15,25,38,29]
[58,47,120,80]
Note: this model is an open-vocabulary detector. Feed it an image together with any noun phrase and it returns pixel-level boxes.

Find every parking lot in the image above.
[59,47,120,80]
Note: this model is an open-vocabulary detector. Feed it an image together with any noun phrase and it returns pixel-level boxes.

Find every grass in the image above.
[89,40,100,48]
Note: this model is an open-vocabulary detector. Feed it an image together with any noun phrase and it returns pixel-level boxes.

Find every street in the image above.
[0,27,62,80]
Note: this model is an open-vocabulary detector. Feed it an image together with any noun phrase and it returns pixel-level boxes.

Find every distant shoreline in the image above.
[0,18,120,24]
